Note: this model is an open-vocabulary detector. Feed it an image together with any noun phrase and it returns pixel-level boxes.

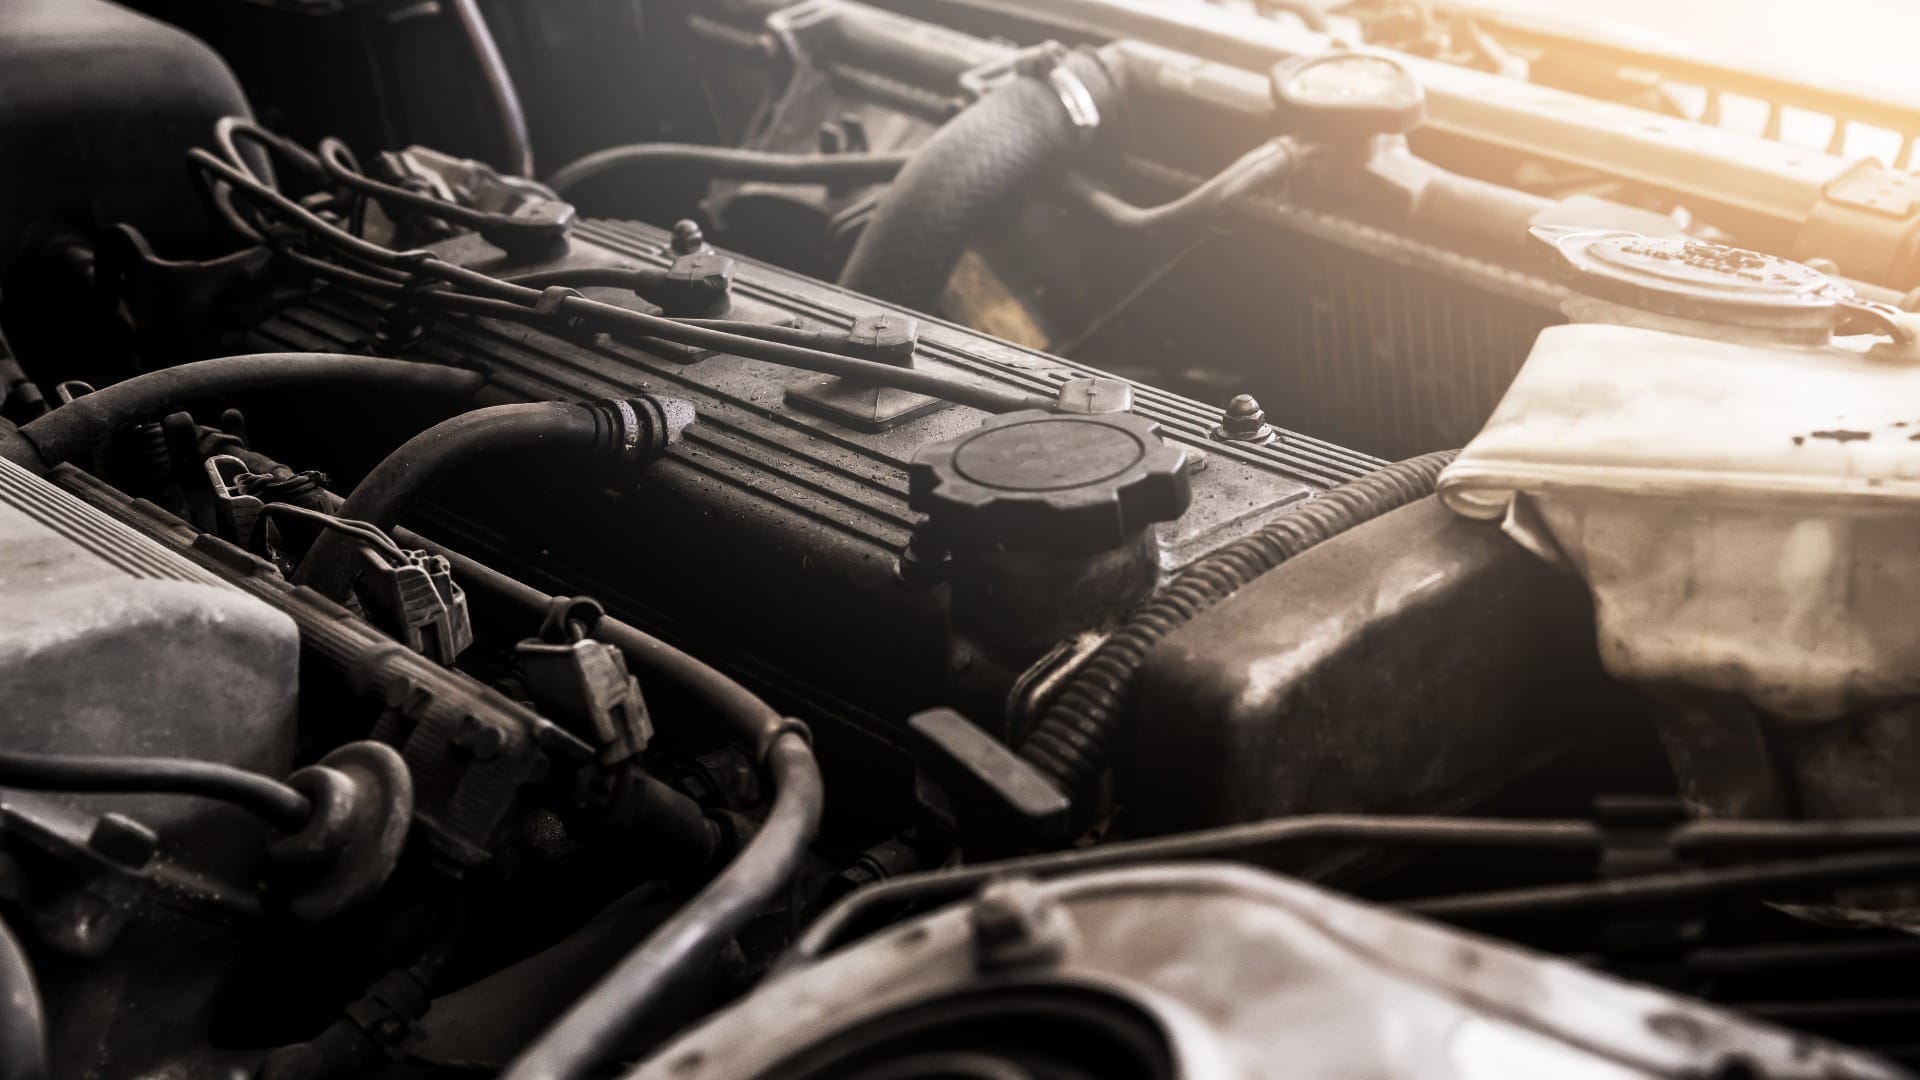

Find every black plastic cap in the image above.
[909,410,1190,555]
[479,199,578,261]
[845,313,918,366]
[909,708,1071,843]
[654,252,735,316]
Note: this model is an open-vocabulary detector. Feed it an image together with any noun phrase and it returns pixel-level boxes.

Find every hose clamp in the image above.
[959,42,1102,142]
[602,395,695,461]
[1047,67,1102,142]
[612,398,642,457]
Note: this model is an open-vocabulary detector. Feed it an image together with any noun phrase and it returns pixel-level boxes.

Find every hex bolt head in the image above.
[452,715,507,760]
[1215,394,1277,444]
[970,876,1076,971]
[669,219,708,255]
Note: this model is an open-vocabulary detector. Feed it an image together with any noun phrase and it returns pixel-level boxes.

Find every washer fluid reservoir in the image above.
[1440,229,1920,725]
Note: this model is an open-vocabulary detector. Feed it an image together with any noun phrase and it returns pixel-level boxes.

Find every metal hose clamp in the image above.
[612,399,643,456]
[1047,66,1101,143]
[960,42,1103,142]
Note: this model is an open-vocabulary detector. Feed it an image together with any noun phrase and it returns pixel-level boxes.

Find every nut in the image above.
[1214,394,1276,444]
[970,876,1076,971]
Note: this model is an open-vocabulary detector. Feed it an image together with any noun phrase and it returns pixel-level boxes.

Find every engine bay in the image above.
[2,1,1918,1077]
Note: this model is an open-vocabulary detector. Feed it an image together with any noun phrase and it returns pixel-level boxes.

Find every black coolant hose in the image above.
[836,47,1123,312]
[1019,450,1459,808]
[0,916,46,1080]
[294,398,688,600]
[5,354,485,472]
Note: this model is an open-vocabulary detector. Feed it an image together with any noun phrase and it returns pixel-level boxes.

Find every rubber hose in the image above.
[392,521,797,758]
[547,145,909,200]
[9,354,485,471]
[0,750,310,830]
[0,917,46,1080]
[1018,450,1459,807]
[501,736,822,1080]
[294,401,638,600]
[362,529,825,1080]
[446,0,534,178]
[837,49,1122,312]
[1066,139,1298,232]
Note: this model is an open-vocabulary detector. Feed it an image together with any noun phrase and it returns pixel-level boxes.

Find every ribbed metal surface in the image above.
[571,218,1389,488]
[251,217,1387,572]
[1274,238,1554,458]
[256,291,923,554]
[0,455,221,585]
[1078,211,1563,462]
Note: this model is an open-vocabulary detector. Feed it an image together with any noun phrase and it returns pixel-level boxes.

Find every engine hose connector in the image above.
[294,395,694,601]
[838,44,1125,313]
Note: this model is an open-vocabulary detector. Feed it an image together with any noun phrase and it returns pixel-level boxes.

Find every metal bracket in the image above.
[763,0,842,60]
[204,454,267,550]
[785,313,947,430]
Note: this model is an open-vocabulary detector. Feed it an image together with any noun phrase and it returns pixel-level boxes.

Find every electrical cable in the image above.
[1405,848,1920,922]
[0,749,310,831]
[786,814,1604,969]
[257,502,410,561]
[317,138,521,237]
[191,150,1049,414]
[445,0,535,178]
[215,116,327,185]
[1063,139,1299,232]
[208,117,363,240]
[784,814,1920,968]
[545,144,909,200]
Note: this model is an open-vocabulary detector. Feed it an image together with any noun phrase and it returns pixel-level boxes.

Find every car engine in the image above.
[2,0,1918,1077]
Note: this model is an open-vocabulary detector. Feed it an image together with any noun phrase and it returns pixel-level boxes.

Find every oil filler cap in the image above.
[909,410,1190,556]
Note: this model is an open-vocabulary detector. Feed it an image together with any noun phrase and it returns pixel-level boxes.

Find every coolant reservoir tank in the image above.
[1439,230,1920,720]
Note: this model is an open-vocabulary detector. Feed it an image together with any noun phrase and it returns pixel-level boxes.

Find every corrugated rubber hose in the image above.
[1018,450,1460,809]
[836,47,1123,313]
